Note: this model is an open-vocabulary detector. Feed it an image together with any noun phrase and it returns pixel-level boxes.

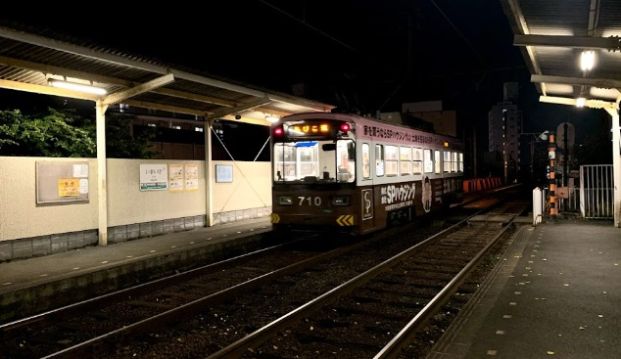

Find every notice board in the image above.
[36,161,89,205]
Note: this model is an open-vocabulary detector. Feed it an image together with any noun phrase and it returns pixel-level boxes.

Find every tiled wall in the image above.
[0,206,271,262]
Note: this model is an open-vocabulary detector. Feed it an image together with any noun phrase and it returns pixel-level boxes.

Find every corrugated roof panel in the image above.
[598,1,621,32]
[170,79,251,102]
[133,92,220,112]
[595,50,621,80]
[0,24,333,116]
[535,47,578,76]
[0,65,46,85]
[520,0,589,36]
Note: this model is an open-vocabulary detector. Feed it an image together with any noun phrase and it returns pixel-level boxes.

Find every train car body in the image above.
[271,112,463,235]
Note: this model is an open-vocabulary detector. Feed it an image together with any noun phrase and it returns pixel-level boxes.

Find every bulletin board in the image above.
[36,161,90,205]
[215,164,233,183]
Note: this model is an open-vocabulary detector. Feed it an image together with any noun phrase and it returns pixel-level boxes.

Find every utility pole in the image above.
[473,126,478,178]
[563,122,568,187]
[502,109,508,184]
[548,133,558,217]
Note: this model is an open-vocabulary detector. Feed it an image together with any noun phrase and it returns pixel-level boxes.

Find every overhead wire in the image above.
[256,0,358,53]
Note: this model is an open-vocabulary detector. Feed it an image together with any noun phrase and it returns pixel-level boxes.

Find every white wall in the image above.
[0,156,99,241]
[212,160,272,213]
[0,156,272,242]
[107,159,206,226]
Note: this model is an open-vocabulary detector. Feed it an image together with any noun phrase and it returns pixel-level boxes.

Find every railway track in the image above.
[1,191,520,359]
[0,235,337,358]
[0,209,470,359]
[205,204,525,358]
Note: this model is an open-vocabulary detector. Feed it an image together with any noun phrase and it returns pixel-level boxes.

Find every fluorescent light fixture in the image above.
[265,114,280,123]
[48,79,107,95]
[545,83,574,95]
[590,87,621,100]
[576,97,586,108]
[580,50,596,71]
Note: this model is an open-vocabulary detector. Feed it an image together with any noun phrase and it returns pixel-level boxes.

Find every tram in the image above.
[270,112,463,235]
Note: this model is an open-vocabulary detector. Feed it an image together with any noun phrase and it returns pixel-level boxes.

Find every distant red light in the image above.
[339,123,350,132]
[273,127,284,136]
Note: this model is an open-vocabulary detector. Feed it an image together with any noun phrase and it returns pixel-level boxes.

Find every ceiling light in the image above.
[580,50,596,72]
[576,97,586,108]
[48,79,107,95]
[265,115,280,123]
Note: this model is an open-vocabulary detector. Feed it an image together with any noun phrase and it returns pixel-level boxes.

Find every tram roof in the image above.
[0,24,334,126]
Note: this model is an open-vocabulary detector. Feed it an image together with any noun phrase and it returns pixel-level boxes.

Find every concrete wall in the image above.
[107,159,206,226]
[212,160,272,214]
[0,156,272,244]
[0,156,99,241]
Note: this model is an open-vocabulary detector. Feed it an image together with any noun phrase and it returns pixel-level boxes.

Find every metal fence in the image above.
[559,186,580,212]
[580,164,613,218]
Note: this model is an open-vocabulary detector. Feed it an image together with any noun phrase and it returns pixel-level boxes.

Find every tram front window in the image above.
[273,140,355,183]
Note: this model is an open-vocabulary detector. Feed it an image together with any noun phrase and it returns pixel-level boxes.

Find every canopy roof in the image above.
[0,25,334,125]
[502,0,621,103]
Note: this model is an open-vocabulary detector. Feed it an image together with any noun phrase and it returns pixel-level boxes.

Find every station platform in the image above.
[0,189,507,324]
[429,220,621,359]
[0,217,272,323]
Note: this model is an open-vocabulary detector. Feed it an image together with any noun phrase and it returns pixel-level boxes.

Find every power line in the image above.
[256,0,358,53]
[428,0,486,66]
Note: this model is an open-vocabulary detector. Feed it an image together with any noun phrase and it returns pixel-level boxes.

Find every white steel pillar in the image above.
[95,100,109,245]
[609,107,621,227]
[540,95,621,227]
[204,119,213,226]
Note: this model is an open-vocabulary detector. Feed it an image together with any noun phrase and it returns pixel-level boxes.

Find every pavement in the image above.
[428,220,621,359]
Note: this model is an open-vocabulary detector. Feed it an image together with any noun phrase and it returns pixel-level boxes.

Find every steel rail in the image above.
[39,235,374,359]
[1,240,286,333]
[205,210,483,359]
[374,209,524,359]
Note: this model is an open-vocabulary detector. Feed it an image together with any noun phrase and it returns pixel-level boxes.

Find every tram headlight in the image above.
[332,195,351,206]
[278,196,293,205]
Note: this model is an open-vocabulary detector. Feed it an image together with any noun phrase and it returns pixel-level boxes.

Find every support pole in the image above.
[611,109,621,227]
[204,119,213,226]
[95,100,109,245]
[548,133,558,217]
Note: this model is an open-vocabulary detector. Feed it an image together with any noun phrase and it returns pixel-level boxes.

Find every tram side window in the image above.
[375,144,384,177]
[385,145,399,176]
[362,143,371,179]
[434,150,441,174]
[452,152,458,172]
[443,151,451,172]
[459,152,464,172]
[336,140,355,183]
[423,149,433,173]
[400,147,412,175]
[413,148,423,174]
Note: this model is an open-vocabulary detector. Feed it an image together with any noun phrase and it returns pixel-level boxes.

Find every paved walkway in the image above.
[429,221,621,359]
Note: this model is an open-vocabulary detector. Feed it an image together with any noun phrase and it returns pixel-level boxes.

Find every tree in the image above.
[105,112,157,159]
[0,107,158,158]
[0,108,95,157]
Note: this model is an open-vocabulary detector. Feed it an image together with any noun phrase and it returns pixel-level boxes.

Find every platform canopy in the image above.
[0,24,336,246]
[501,0,621,103]
[502,0,621,227]
[0,25,334,125]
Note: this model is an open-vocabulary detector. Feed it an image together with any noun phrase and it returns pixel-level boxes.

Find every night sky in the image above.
[0,1,603,140]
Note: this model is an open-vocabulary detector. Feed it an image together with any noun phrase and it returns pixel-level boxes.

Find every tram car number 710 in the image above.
[271,112,464,235]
